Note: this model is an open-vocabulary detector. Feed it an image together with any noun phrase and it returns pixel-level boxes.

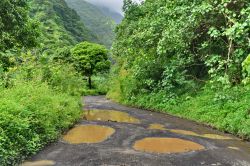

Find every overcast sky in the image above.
[85,0,142,14]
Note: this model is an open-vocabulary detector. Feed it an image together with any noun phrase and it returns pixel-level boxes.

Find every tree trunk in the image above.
[88,76,92,89]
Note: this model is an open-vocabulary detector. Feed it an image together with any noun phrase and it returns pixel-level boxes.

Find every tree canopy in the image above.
[71,42,110,89]
[111,0,250,99]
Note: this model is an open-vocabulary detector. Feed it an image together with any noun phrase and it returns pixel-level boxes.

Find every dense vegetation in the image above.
[108,0,250,139]
[0,0,110,165]
[65,0,117,48]
[1,0,249,164]
[0,0,38,51]
[0,57,84,165]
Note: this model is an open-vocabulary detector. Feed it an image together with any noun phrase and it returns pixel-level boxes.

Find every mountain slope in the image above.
[65,0,116,48]
[98,6,123,24]
[30,0,97,53]
[84,0,123,23]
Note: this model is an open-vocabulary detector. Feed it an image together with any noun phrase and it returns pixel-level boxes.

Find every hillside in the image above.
[84,0,123,23]
[98,6,123,24]
[65,0,117,48]
[30,0,98,53]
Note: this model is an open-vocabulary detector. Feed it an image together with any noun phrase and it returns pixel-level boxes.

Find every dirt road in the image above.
[22,96,250,166]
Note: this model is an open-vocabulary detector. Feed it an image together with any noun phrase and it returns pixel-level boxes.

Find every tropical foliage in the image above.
[0,0,109,165]
[1,0,250,164]
[108,0,250,139]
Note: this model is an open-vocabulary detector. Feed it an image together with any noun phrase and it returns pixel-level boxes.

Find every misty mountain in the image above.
[30,0,97,53]
[65,0,118,48]
[84,0,123,15]
[84,0,124,23]
[97,6,123,24]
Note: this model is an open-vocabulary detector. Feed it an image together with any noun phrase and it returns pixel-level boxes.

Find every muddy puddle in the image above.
[228,146,240,150]
[202,134,232,140]
[148,124,166,130]
[170,129,233,140]
[84,110,140,124]
[22,160,55,166]
[63,125,115,144]
[170,129,200,137]
[133,137,205,154]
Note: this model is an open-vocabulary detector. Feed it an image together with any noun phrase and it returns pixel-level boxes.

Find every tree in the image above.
[71,42,110,89]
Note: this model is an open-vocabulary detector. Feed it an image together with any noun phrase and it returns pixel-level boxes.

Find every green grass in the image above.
[115,85,250,140]
[0,81,82,165]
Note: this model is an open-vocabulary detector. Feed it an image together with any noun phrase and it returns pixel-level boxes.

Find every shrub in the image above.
[0,81,81,165]
[0,52,84,165]
[119,85,250,140]
[40,62,85,96]
[92,74,110,95]
[242,54,250,84]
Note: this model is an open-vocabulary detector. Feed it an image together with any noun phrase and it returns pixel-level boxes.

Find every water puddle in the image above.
[148,124,166,130]
[170,129,200,137]
[228,146,240,150]
[133,137,205,153]
[63,125,115,144]
[22,160,55,166]
[170,129,233,140]
[84,110,140,124]
[202,134,232,140]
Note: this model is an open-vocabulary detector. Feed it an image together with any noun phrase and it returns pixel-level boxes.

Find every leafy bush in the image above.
[0,81,81,165]
[92,74,110,95]
[3,52,84,96]
[0,52,84,165]
[243,54,250,84]
[40,62,85,96]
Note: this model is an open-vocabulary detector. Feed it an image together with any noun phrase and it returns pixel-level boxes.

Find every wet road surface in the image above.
[22,96,250,166]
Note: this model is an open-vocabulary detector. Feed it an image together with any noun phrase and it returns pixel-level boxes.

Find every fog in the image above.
[85,0,142,14]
